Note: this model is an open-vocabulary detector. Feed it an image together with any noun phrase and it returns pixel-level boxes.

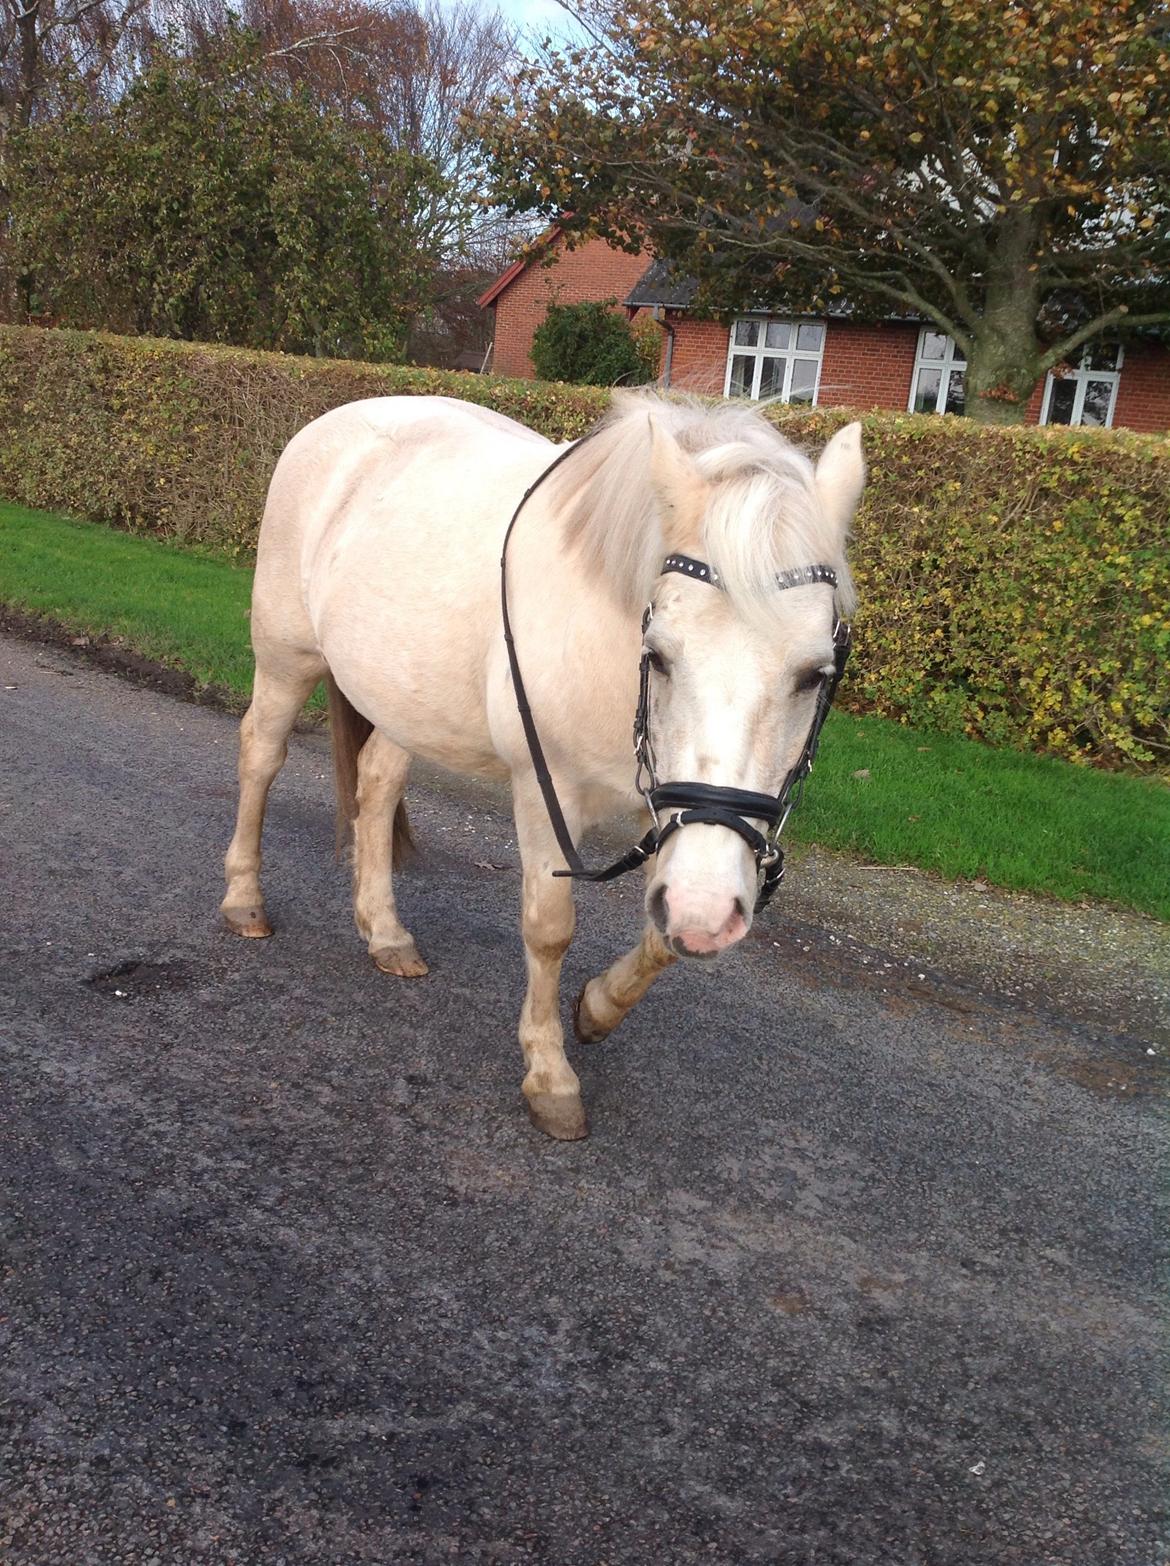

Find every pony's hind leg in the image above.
[352,729,427,978]
[222,655,324,936]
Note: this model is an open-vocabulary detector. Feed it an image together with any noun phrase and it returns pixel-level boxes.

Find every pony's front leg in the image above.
[574,918,677,1044]
[512,777,586,1141]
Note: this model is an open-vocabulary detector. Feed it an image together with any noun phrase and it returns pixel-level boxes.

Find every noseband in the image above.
[500,438,852,914]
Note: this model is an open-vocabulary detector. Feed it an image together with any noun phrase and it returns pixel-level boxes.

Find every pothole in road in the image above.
[85,958,196,1001]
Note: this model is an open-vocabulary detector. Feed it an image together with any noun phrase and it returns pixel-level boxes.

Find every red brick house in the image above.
[479,233,1170,435]
[478,232,648,380]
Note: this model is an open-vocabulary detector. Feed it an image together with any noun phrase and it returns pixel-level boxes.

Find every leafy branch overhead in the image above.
[474,0,1170,423]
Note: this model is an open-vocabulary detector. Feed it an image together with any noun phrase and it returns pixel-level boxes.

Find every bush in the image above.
[531,301,656,386]
[0,324,1165,771]
[0,327,606,560]
[767,406,1169,771]
[9,36,440,362]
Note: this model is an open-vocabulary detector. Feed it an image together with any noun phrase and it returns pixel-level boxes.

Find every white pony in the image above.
[222,393,864,1139]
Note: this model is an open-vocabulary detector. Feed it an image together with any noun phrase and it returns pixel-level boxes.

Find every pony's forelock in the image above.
[548,391,855,627]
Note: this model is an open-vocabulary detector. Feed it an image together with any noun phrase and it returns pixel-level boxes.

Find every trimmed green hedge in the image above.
[1,324,1166,771]
[0,327,606,555]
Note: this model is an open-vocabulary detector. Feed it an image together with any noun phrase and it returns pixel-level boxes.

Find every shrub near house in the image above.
[0,325,1165,771]
[531,302,654,387]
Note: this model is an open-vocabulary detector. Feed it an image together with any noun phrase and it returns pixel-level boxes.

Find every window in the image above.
[910,330,966,415]
[1040,344,1122,428]
[725,319,825,403]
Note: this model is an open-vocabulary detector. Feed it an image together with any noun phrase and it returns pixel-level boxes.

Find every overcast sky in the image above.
[493,0,584,44]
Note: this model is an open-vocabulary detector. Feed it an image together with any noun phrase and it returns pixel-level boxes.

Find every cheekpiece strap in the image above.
[660,554,838,593]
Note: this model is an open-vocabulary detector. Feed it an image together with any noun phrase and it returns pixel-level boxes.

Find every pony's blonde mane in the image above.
[546,391,856,627]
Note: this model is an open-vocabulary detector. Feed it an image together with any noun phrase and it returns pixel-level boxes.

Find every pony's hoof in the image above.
[526,1091,589,1141]
[372,941,429,978]
[222,904,273,939]
[572,982,617,1044]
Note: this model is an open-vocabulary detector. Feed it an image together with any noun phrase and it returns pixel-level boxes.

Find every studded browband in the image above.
[662,554,839,592]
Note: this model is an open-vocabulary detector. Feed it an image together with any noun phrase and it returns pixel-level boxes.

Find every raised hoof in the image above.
[221,904,273,939]
[526,1092,589,1141]
[372,941,429,978]
[572,982,617,1044]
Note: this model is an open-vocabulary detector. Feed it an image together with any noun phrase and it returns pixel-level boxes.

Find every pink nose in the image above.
[660,888,748,957]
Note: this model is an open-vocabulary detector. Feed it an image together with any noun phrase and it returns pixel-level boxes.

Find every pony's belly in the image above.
[321,635,503,779]
[308,480,506,777]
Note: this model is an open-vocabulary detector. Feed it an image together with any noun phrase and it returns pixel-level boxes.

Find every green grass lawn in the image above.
[795,712,1169,918]
[0,502,258,694]
[2,501,1167,920]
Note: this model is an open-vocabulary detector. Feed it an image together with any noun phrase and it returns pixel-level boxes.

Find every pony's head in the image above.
[556,393,864,958]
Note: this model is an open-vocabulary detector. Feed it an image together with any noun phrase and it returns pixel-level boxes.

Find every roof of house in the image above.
[624,259,926,322]
[628,261,1170,348]
[476,224,563,309]
[623,259,702,310]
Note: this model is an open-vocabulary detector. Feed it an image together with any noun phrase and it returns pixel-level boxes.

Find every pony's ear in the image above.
[814,422,865,541]
[648,415,709,550]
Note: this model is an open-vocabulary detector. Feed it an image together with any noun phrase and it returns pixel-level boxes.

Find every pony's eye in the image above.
[646,648,670,677]
[795,667,828,694]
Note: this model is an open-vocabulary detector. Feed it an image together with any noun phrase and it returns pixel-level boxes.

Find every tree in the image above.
[475,0,1170,423]
[144,0,519,262]
[121,0,523,364]
[530,298,655,383]
[9,32,442,357]
[0,0,153,147]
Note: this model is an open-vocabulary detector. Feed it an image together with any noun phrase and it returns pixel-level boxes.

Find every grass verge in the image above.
[2,501,1167,921]
[1,501,258,695]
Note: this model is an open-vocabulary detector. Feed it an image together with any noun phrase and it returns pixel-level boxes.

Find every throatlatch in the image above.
[500,444,851,914]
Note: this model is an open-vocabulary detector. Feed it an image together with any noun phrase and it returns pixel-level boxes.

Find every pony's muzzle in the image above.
[646,817,754,958]
[648,881,748,958]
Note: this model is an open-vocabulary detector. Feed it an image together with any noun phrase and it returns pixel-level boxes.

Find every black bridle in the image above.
[500,439,852,914]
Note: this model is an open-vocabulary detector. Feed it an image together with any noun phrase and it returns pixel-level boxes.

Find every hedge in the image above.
[0,324,1166,772]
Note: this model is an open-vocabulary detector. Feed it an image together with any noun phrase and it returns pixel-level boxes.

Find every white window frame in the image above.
[909,329,967,415]
[1040,344,1123,428]
[723,317,825,404]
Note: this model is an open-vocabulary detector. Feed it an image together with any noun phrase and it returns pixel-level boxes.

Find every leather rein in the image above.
[500,436,852,914]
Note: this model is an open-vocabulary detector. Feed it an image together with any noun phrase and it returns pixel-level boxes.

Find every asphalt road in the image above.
[1,632,1166,1566]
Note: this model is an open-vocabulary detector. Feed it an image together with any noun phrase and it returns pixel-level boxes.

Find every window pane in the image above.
[920,330,949,361]
[796,322,824,352]
[757,355,785,399]
[728,354,754,397]
[788,357,817,403]
[764,320,792,350]
[734,319,760,347]
[943,369,965,415]
[912,367,942,413]
[1080,379,1113,426]
[1045,377,1077,424]
[1084,342,1121,372]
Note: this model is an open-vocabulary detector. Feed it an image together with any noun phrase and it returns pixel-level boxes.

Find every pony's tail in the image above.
[325,674,415,862]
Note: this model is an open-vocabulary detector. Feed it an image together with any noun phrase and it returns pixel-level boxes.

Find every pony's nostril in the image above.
[647,883,669,933]
[721,897,749,946]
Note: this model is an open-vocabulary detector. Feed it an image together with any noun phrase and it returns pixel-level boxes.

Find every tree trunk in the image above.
[17,3,40,130]
[964,211,1044,427]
